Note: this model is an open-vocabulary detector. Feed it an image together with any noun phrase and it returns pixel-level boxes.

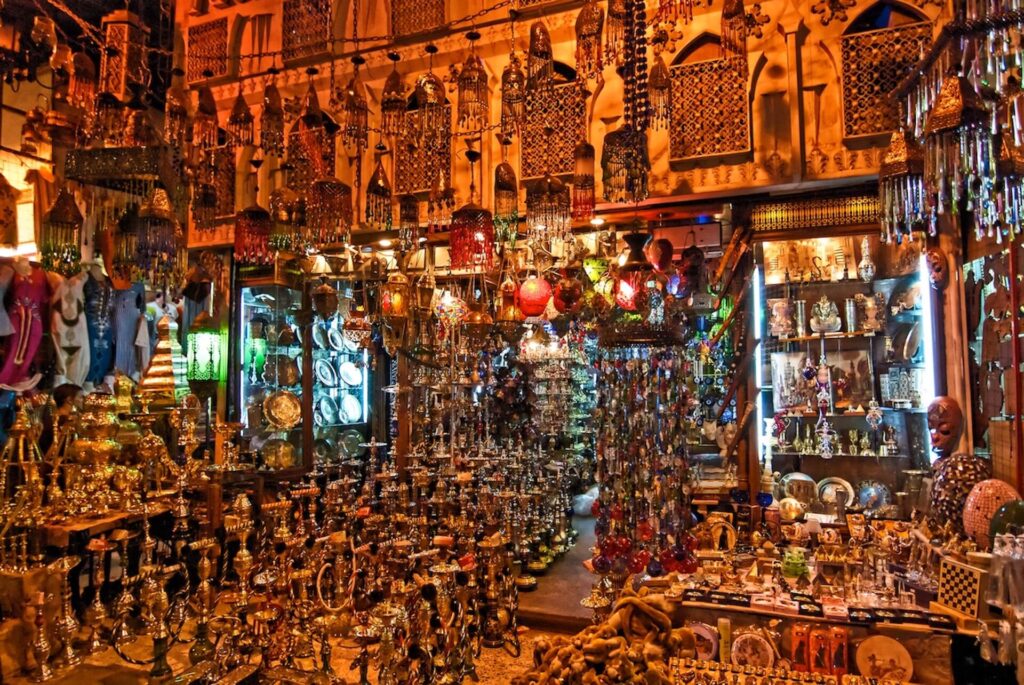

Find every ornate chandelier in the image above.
[526,174,571,245]
[879,127,925,243]
[381,53,407,139]
[457,33,488,131]
[575,0,605,85]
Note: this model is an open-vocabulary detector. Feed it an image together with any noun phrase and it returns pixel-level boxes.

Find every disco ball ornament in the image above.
[964,479,1020,549]
[990,500,1024,540]
[929,453,991,534]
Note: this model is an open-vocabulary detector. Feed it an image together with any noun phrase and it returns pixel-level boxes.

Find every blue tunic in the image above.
[83,274,115,385]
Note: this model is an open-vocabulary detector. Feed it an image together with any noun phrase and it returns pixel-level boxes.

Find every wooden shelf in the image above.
[769,329,880,344]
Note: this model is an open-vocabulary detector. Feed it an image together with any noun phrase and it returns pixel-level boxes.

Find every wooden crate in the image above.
[990,419,1017,487]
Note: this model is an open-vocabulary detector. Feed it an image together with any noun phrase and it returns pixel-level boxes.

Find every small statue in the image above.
[857,236,876,282]
[810,295,841,333]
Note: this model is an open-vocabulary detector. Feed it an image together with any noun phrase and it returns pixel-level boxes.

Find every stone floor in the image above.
[519,516,596,632]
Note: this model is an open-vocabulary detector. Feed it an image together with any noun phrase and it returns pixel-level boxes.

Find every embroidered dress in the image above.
[0,267,48,385]
[51,271,90,386]
[84,274,115,385]
[112,283,146,379]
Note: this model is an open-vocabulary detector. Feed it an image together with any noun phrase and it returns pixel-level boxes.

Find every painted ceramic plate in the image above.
[314,359,338,387]
[857,480,892,511]
[316,395,338,426]
[312,438,336,464]
[817,477,855,507]
[328,327,346,351]
[340,429,366,458]
[780,472,817,505]
[341,394,362,423]
[313,325,330,350]
[263,390,301,430]
[342,335,360,352]
[855,635,913,682]
[731,632,774,668]
[688,622,718,661]
[339,361,363,387]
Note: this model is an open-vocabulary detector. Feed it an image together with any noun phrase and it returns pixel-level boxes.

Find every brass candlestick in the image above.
[50,555,82,669]
[28,590,54,683]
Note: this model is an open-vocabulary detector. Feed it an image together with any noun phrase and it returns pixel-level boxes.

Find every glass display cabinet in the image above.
[753,233,934,515]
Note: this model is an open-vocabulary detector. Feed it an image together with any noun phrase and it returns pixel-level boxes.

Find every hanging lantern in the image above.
[879,127,926,243]
[398,194,420,249]
[366,160,392,228]
[495,278,526,344]
[164,68,191,148]
[553,270,584,314]
[111,204,139,283]
[646,236,675,272]
[526,174,571,244]
[602,128,650,204]
[192,182,218,232]
[340,71,369,152]
[494,159,519,246]
[307,177,353,247]
[572,142,596,221]
[294,78,337,180]
[92,91,124,146]
[996,128,1024,243]
[235,203,274,266]
[575,0,605,85]
[501,53,527,137]
[649,55,672,130]
[527,22,554,93]
[461,294,494,350]
[139,188,180,282]
[615,231,651,311]
[413,50,447,150]
[923,68,993,240]
[67,52,97,113]
[428,171,455,233]
[193,84,219,150]
[260,76,285,157]
[721,0,748,57]
[519,276,552,318]
[124,85,158,147]
[186,311,222,386]
[457,44,488,130]
[269,183,300,252]
[583,255,609,285]
[381,57,407,139]
[381,271,411,329]
[227,90,254,147]
[606,0,628,67]
[434,291,468,338]
[450,202,495,269]
[40,188,83,277]
[312,276,339,320]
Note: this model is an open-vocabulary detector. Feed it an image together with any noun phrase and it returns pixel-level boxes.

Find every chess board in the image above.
[935,557,987,618]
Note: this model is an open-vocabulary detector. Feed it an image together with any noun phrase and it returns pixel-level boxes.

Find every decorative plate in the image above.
[313,325,329,350]
[314,359,338,387]
[316,395,338,426]
[328,327,346,351]
[730,632,774,668]
[261,438,295,470]
[263,390,301,430]
[687,622,718,660]
[339,361,363,387]
[263,355,300,386]
[312,438,336,464]
[341,394,362,423]
[780,472,817,505]
[817,477,855,508]
[855,635,913,682]
[342,335,360,352]
[340,429,366,458]
[857,480,892,512]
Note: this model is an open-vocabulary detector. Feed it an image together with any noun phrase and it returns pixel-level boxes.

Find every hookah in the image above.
[187,537,219,664]
[49,555,82,670]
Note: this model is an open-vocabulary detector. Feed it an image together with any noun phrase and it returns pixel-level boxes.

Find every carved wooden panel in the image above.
[392,0,445,38]
[748,194,880,232]
[521,82,586,180]
[669,56,750,160]
[396,105,452,194]
[187,18,228,82]
[100,17,147,99]
[282,0,332,62]
[840,22,931,138]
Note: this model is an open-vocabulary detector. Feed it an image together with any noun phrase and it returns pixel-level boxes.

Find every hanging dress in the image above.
[0,265,15,337]
[0,266,48,386]
[84,273,115,385]
[51,271,90,386]
[112,282,146,379]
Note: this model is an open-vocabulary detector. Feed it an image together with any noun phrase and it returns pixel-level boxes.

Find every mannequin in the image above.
[112,281,148,380]
[51,265,90,386]
[927,396,991,534]
[146,290,177,357]
[0,256,50,386]
[83,259,115,388]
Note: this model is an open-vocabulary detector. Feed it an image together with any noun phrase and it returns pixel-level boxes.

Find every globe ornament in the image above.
[990,500,1024,540]
[964,479,1020,549]
[929,453,991,534]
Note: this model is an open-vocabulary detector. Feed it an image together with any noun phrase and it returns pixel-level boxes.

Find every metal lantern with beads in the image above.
[527,22,554,94]
[307,177,353,248]
[428,171,455,233]
[450,203,495,270]
[193,84,220,150]
[260,75,285,157]
[366,159,393,228]
[526,174,571,244]
[340,69,369,152]
[575,0,605,85]
[92,91,124,146]
[192,182,218,233]
[235,203,274,266]
[501,52,527,137]
[227,90,254,147]
[494,159,519,246]
[602,127,650,204]
[572,141,596,221]
[413,47,447,150]
[923,68,993,239]
[457,35,489,131]
[164,68,191,148]
[649,54,672,130]
[40,188,82,277]
[381,55,407,139]
[879,127,925,243]
[139,188,180,283]
[398,194,420,249]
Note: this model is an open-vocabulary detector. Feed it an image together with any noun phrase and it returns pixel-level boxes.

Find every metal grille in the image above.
[392,0,445,37]
[282,0,332,62]
[186,18,228,82]
[521,82,586,179]
[215,149,236,219]
[396,106,452,194]
[669,56,750,160]
[748,194,880,232]
[840,22,931,138]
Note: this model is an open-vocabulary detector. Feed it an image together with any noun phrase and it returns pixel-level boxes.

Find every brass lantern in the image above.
[495,278,526,344]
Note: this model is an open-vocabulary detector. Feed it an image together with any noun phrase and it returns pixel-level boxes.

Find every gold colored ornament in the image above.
[457,39,488,131]
[365,159,393,228]
[227,89,254,147]
[501,52,527,137]
[575,0,605,85]
[138,316,189,410]
[381,54,407,139]
[527,22,554,94]
[260,74,285,157]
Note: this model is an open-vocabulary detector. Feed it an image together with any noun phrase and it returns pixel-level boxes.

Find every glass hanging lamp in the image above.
[340,56,370,153]
[381,52,407,140]
[365,155,393,229]
[192,81,219,150]
[526,172,571,245]
[235,160,274,266]
[227,87,254,147]
[449,147,495,270]
[527,21,554,93]
[260,69,285,157]
[398,194,420,249]
[501,51,527,137]
[457,31,489,131]
[413,44,447,150]
[575,0,605,85]
[307,176,353,248]
[572,141,596,221]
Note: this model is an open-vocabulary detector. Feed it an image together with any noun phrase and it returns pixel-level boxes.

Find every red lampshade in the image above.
[518,276,552,317]
[553,274,583,313]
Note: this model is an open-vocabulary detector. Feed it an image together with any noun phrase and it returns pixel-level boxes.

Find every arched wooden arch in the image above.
[671,33,725,67]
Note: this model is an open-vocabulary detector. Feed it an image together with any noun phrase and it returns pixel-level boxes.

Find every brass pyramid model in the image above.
[138,315,189,409]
